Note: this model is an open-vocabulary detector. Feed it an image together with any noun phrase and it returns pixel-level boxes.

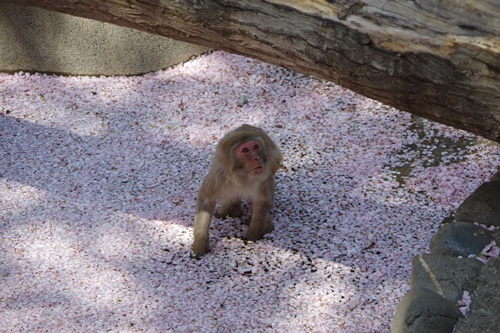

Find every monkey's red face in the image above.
[236,140,264,175]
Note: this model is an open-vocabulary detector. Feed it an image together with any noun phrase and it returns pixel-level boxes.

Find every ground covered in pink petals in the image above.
[1,51,499,332]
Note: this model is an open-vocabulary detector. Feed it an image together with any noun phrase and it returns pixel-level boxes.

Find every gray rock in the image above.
[489,171,500,182]
[392,287,462,333]
[455,258,500,333]
[429,222,492,257]
[455,181,500,227]
[492,229,500,245]
[411,253,483,303]
[237,96,249,107]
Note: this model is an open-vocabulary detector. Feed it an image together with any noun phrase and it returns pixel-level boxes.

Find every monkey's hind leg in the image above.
[215,200,243,218]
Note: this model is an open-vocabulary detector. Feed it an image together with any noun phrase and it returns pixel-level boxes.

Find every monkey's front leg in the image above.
[245,201,274,241]
[192,198,216,257]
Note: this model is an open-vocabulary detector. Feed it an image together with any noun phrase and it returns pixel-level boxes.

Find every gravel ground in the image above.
[1,51,499,332]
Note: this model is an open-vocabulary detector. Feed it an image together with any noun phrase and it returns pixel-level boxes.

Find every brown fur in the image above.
[192,124,282,257]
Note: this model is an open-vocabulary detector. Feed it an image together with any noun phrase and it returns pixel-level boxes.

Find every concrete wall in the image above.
[0,3,210,76]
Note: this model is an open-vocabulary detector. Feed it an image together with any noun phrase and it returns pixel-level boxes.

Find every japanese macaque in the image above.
[192,124,282,257]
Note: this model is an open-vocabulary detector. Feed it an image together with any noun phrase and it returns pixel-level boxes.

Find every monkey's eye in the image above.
[254,144,260,150]
[242,148,249,153]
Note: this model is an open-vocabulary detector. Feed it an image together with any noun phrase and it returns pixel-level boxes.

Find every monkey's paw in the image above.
[245,220,274,242]
[191,239,210,258]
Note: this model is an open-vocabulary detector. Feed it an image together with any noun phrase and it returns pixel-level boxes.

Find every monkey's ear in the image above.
[214,144,231,166]
[270,151,283,175]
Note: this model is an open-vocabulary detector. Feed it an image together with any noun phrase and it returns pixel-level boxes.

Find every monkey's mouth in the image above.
[252,166,263,174]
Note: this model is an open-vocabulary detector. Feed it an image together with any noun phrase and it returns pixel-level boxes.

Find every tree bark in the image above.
[2,0,499,142]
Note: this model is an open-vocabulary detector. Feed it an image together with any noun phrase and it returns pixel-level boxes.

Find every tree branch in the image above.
[3,0,499,142]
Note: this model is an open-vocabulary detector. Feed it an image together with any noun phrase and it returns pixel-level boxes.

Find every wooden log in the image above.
[2,0,499,142]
